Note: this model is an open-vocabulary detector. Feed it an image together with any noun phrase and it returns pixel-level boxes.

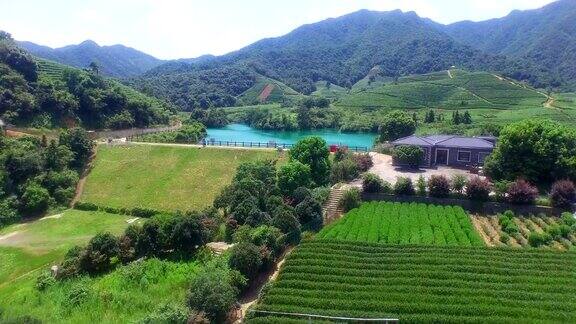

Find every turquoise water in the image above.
[206,124,377,148]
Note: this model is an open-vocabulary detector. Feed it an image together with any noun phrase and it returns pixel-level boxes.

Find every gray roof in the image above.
[393,134,494,150]
[393,135,433,146]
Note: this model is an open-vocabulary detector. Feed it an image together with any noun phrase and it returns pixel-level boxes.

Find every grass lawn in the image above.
[82,145,285,212]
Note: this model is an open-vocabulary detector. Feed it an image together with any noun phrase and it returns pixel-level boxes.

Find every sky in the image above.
[1,0,556,60]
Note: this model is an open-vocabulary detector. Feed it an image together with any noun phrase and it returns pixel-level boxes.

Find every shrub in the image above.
[139,304,190,324]
[339,188,361,212]
[528,232,553,247]
[379,110,416,142]
[311,187,331,205]
[427,175,451,198]
[292,187,312,205]
[466,177,492,201]
[35,270,56,291]
[277,161,312,196]
[330,159,360,184]
[79,232,120,274]
[550,180,576,209]
[507,179,539,205]
[351,153,373,172]
[451,174,468,195]
[393,145,423,169]
[334,147,351,162]
[228,242,263,280]
[0,197,20,227]
[295,196,323,231]
[188,263,239,323]
[561,212,576,226]
[272,208,301,244]
[416,176,426,196]
[500,232,510,244]
[362,173,386,193]
[20,183,50,215]
[498,211,519,235]
[394,177,415,196]
[493,180,511,202]
[132,207,161,218]
[73,201,99,211]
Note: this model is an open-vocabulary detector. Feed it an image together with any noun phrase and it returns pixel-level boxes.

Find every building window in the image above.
[457,150,471,162]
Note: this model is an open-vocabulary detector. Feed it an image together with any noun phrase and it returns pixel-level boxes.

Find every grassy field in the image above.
[0,209,137,315]
[81,145,285,211]
[250,240,576,323]
[318,202,484,246]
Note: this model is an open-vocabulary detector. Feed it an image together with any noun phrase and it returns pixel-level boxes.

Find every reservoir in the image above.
[206,124,377,148]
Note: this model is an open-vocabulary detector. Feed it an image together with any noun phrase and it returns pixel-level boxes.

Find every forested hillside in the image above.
[0,32,174,129]
[444,0,576,90]
[18,40,164,78]
[130,6,569,110]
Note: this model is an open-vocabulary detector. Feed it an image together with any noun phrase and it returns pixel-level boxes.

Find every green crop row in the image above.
[318,202,484,247]
[250,241,576,323]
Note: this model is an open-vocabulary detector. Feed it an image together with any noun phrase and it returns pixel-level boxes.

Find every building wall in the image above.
[434,147,492,167]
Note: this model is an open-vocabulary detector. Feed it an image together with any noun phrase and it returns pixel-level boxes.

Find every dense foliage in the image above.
[289,137,331,186]
[392,145,423,169]
[427,175,451,198]
[0,129,92,226]
[0,34,173,129]
[379,111,416,142]
[485,120,576,184]
[550,180,576,209]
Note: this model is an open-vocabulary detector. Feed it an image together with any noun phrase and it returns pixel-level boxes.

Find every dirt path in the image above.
[237,247,293,322]
[70,146,99,207]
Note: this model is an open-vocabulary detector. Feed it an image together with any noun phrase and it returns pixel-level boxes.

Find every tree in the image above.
[484,120,576,183]
[272,207,301,244]
[295,196,323,231]
[170,213,208,253]
[88,61,100,75]
[462,111,472,124]
[550,180,576,209]
[393,145,424,169]
[424,110,435,123]
[452,111,462,125]
[20,183,50,215]
[277,161,312,196]
[228,242,262,280]
[188,262,240,323]
[289,137,331,186]
[59,128,94,168]
[379,111,416,142]
[79,232,119,274]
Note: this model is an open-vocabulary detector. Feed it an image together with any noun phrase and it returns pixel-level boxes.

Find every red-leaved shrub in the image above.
[466,177,492,201]
[550,180,576,209]
[428,175,451,198]
[507,179,538,205]
[352,153,374,172]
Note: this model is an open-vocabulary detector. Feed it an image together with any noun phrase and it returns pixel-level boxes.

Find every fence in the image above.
[362,193,567,216]
[91,124,182,140]
[248,310,399,323]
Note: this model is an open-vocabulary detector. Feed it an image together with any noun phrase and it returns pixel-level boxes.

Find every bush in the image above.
[394,177,415,196]
[277,161,312,197]
[561,212,576,226]
[35,270,56,291]
[272,208,301,244]
[292,187,312,205]
[295,196,323,231]
[330,159,360,184]
[498,211,519,235]
[20,183,50,215]
[379,110,416,142]
[393,145,423,169]
[188,263,239,323]
[351,153,373,172]
[362,173,388,193]
[79,232,120,274]
[507,179,539,205]
[416,176,426,196]
[74,201,99,211]
[550,180,576,209]
[451,174,468,195]
[334,147,351,162]
[311,187,331,205]
[528,232,553,247]
[228,242,263,280]
[138,304,190,324]
[466,177,492,202]
[0,197,20,227]
[493,180,511,202]
[339,188,361,212]
[427,175,451,198]
[132,207,162,218]
[500,232,510,244]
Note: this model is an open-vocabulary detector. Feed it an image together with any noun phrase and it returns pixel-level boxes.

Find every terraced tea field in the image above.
[318,202,484,247]
[250,241,576,323]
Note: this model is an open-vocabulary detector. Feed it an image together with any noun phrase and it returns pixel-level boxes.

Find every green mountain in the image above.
[444,0,576,90]
[18,40,164,78]
[0,32,174,129]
